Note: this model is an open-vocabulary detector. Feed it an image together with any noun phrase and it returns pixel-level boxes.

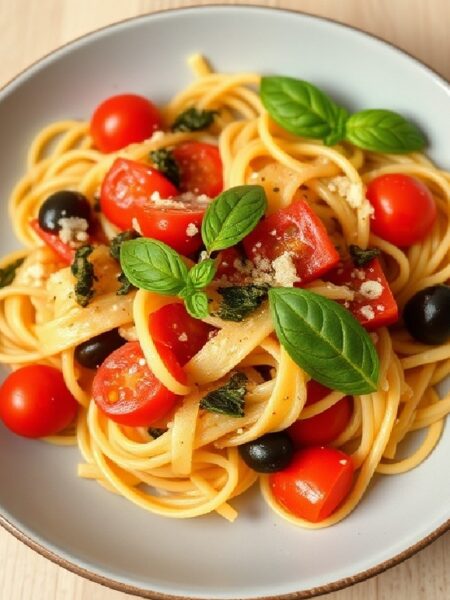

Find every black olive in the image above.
[75,329,126,369]
[38,190,93,233]
[238,431,294,473]
[403,285,450,345]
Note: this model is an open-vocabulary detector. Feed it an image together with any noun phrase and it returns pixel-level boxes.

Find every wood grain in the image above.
[0,1,449,599]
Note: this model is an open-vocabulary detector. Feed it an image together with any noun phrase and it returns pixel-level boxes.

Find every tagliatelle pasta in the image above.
[0,54,449,527]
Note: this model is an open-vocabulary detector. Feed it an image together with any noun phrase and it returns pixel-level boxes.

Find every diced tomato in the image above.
[148,303,216,365]
[30,219,75,264]
[270,447,354,522]
[327,258,398,330]
[92,341,185,427]
[100,158,206,255]
[172,142,223,197]
[243,199,339,285]
[288,380,352,447]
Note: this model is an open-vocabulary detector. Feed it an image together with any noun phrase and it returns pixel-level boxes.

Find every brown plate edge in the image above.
[0,3,449,600]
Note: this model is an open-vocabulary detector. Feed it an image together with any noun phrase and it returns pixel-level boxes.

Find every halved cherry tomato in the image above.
[366,174,437,247]
[288,380,352,447]
[31,219,75,264]
[327,258,398,330]
[270,447,354,522]
[149,303,216,365]
[100,158,206,255]
[0,365,78,438]
[91,94,162,153]
[243,199,339,285]
[92,341,184,427]
[172,142,223,197]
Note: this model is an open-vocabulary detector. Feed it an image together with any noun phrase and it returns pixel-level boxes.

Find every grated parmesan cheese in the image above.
[360,280,383,300]
[151,130,165,142]
[58,217,89,246]
[178,332,188,342]
[272,252,300,286]
[186,223,199,237]
[150,191,185,208]
[131,217,143,234]
[360,305,375,320]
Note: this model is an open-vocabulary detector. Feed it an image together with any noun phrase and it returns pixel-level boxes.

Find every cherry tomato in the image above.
[92,341,184,427]
[243,199,339,285]
[327,258,398,330]
[288,380,352,447]
[270,447,354,522]
[91,94,162,153]
[366,174,437,247]
[172,142,223,197]
[100,158,206,255]
[31,219,75,264]
[149,303,216,365]
[0,365,78,438]
[215,247,246,284]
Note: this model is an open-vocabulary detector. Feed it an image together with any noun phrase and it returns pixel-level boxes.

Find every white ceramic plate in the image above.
[0,7,449,600]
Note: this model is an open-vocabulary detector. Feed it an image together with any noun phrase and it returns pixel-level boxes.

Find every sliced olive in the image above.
[238,431,294,473]
[75,329,126,369]
[403,284,450,345]
[38,190,93,233]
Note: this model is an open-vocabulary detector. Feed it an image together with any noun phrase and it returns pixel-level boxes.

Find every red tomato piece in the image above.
[288,380,352,447]
[0,365,78,438]
[30,219,75,264]
[92,341,184,427]
[100,158,206,255]
[327,258,398,330]
[270,447,354,522]
[172,142,223,197]
[149,303,216,365]
[215,247,247,284]
[243,199,340,285]
[91,94,162,153]
[366,174,437,247]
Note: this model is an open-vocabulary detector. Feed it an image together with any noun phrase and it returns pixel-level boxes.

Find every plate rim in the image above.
[0,4,448,599]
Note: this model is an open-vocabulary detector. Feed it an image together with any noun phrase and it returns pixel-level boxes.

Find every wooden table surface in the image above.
[0,1,449,599]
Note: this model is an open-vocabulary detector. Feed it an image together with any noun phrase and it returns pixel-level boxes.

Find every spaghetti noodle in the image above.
[0,55,449,528]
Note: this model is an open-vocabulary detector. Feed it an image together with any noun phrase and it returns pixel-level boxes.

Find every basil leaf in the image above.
[183,290,209,319]
[110,230,139,295]
[345,109,426,153]
[349,244,380,267]
[187,259,216,290]
[71,245,95,307]
[120,238,189,296]
[0,257,25,288]
[172,107,217,132]
[150,149,180,187]
[217,284,269,322]
[260,76,349,145]
[200,372,248,417]
[201,185,267,253]
[269,287,379,394]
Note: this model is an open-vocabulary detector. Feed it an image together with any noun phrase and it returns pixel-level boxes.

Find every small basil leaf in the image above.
[201,185,267,253]
[120,238,189,296]
[345,109,426,153]
[349,244,380,267]
[183,290,209,319]
[260,76,349,145]
[150,149,180,187]
[269,287,379,395]
[0,257,25,288]
[172,107,218,132]
[200,372,247,417]
[187,259,217,290]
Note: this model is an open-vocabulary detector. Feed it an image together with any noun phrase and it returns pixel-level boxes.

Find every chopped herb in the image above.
[349,244,381,267]
[0,257,25,288]
[172,107,218,132]
[217,284,269,322]
[150,148,180,187]
[200,372,248,417]
[71,245,95,307]
[148,427,167,439]
[110,230,139,295]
